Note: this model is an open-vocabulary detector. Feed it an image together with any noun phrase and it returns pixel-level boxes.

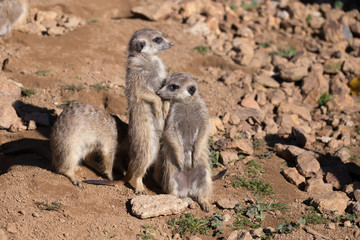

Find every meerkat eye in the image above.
[153,37,163,44]
[168,84,179,91]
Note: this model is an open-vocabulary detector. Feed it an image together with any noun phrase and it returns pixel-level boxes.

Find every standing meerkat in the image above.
[50,103,129,188]
[124,28,173,194]
[154,73,212,212]
[0,0,28,36]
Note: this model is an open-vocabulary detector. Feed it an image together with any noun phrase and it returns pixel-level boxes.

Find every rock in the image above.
[220,150,238,165]
[268,89,286,105]
[355,189,360,201]
[131,1,175,21]
[223,70,245,85]
[189,236,202,240]
[63,16,83,31]
[342,25,353,39]
[282,168,305,188]
[0,78,21,98]
[185,22,211,36]
[209,118,218,136]
[310,191,349,215]
[36,11,57,22]
[324,166,352,190]
[343,56,360,76]
[241,96,260,109]
[27,120,37,130]
[280,66,308,82]
[226,139,253,155]
[335,147,351,163]
[130,194,189,219]
[0,229,8,240]
[296,151,321,178]
[232,41,254,66]
[214,117,225,132]
[23,112,49,126]
[226,230,252,240]
[276,114,300,135]
[0,105,21,130]
[330,73,350,96]
[323,59,343,74]
[327,94,359,114]
[302,64,329,107]
[322,20,344,43]
[9,121,27,132]
[254,75,280,88]
[229,108,265,125]
[6,223,17,234]
[305,178,333,194]
[217,198,238,209]
[350,22,360,37]
[292,127,315,147]
[352,200,360,218]
[275,143,307,161]
[278,102,312,122]
[325,222,336,230]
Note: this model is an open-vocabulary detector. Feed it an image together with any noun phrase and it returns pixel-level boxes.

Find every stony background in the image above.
[1,0,360,239]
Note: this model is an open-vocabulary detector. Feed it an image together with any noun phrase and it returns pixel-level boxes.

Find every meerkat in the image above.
[49,103,129,188]
[124,28,173,194]
[153,73,212,212]
[0,0,28,36]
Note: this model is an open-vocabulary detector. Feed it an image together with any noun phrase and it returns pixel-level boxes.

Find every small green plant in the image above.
[36,197,61,211]
[168,213,225,237]
[232,178,275,195]
[90,83,109,91]
[276,221,299,233]
[257,41,273,48]
[20,87,36,97]
[194,45,210,55]
[63,100,79,107]
[303,207,329,225]
[256,151,273,159]
[36,69,52,77]
[245,160,265,177]
[270,46,297,59]
[103,229,117,239]
[334,0,343,9]
[76,75,82,80]
[252,139,265,150]
[229,4,238,10]
[241,1,258,10]
[64,84,84,93]
[138,225,157,240]
[317,92,332,106]
[90,18,100,22]
[209,137,220,169]
[306,14,312,22]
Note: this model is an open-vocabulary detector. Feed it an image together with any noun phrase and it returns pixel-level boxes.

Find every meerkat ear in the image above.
[135,41,146,52]
[187,85,196,96]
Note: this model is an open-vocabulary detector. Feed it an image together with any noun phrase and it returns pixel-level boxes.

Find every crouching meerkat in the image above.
[124,28,173,194]
[0,0,28,36]
[51,103,129,188]
[154,73,212,212]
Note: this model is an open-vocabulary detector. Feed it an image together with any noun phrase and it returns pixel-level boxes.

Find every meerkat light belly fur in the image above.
[154,73,212,212]
[124,28,173,194]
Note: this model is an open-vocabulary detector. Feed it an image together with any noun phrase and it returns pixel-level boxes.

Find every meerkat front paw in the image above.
[153,98,163,118]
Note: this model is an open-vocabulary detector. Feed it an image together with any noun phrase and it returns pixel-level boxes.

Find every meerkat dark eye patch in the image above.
[135,41,146,52]
[168,84,179,91]
[187,85,196,96]
[153,37,163,44]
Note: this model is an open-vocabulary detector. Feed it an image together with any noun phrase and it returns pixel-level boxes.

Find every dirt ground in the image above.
[1,0,360,239]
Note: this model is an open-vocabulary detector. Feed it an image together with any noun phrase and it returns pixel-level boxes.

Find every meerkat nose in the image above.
[170,42,174,46]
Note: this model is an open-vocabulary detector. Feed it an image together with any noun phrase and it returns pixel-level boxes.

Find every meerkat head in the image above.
[128,28,173,56]
[157,73,198,102]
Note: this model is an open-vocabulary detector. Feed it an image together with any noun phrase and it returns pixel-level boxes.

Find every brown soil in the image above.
[0,0,360,240]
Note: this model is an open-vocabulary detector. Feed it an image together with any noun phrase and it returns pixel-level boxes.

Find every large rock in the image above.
[131,194,189,219]
[229,108,265,125]
[226,139,254,155]
[277,102,312,122]
[302,64,329,107]
[310,191,349,215]
[226,230,252,240]
[296,151,321,178]
[322,20,344,43]
[0,105,22,130]
[280,66,308,82]
[305,178,333,194]
[253,75,280,88]
[276,114,300,135]
[275,143,307,161]
[282,167,305,188]
[220,150,238,165]
[217,198,238,209]
[131,1,176,21]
